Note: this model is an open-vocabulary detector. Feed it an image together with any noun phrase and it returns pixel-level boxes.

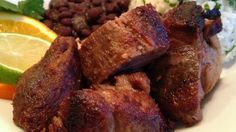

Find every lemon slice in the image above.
[0,33,50,84]
[0,12,57,42]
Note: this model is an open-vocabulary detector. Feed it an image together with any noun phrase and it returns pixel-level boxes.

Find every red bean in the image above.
[72,16,88,32]
[118,0,130,8]
[87,7,104,20]
[53,24,72,36]
[105,3,116,13]
[97,15,107,24]
[43,20,54,29]
[92,0,102,6]
[106,13,117,20]
[59,7,69,12]
[81,28,92,36]
[72,0,85,3]
[50,0,68,8]
[60,18,72,26]
[45,9,60,21]
[92,25,101,32]
[68,2,87,14]
[79,1,90,9]
[59,11,73,19]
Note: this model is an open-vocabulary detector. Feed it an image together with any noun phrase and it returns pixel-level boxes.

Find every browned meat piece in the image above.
[13,37,81,131]
[201,35,222,94]
[50,72,172,132]
[148,2,222,125]
[115,72,151,94]
[149,45,204,125]
[79,5,169,83]
[203,18,222,40]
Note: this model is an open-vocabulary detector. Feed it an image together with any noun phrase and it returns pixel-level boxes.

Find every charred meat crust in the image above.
[149,1,222,125]
[52,72,172,132]
[13,37,81,132]
[12,2,223,131]
[162,1,205,31]
[79,4,169,83]
[149,45,204,125]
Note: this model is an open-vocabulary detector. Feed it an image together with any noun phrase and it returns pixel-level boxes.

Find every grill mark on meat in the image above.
[162,2,204,30]
[79,5,169,83]
[118,5,169,49]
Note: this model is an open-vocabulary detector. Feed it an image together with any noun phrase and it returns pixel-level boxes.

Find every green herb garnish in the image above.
[164,0,170,3]
[163,0,178,8]
[169,3,177,7]
[226,45,236,55]
[0,0,20,12]
[229,0,236,9]
[215,2,221,10]
[143,0,146,4]
[0,0,44,20]
[204,3,210,11]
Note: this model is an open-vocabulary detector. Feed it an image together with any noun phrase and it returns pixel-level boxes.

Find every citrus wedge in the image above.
[0,12,57,42]
[0,33,50,84]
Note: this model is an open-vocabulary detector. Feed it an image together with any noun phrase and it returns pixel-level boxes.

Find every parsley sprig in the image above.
[229,0,236,9]
[0,0,45,20]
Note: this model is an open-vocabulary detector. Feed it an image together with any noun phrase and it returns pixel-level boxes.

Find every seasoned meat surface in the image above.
[13,37,81,131]
[203,19,222,39]
[12,2,223,131]
[149,45,204,125]
[79,5,169,83]
[51,72,172,132]
[115,72,151,94]
[201,35,222,94]
[149,2,222,125]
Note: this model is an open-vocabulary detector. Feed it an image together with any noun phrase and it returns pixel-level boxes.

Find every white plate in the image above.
[1,0,236,132]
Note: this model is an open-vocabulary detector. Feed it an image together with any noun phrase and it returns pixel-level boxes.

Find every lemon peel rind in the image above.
[0,12,57,42]
[0,33,51,46]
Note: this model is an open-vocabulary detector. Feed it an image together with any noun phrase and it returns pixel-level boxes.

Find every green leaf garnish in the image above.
[18,0,44,20]
[169,3,177,7]
[226,45,236,55]
[164,0,170,3]
[0,0,20,12]
[229,0,236,9]
[215,2,221,10]
[204,3,210,11]
[0,0,44,20]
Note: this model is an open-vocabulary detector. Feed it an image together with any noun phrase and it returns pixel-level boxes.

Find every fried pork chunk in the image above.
[13,37,81,131]
[148,2,222,125]
[49,72,172,132]
[79,5,169,83]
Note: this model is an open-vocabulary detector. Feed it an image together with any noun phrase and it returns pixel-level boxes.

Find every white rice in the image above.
[129,0,180,14]
[217,1,236,62]
[129,0,236,62]
[197,0,236,62]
